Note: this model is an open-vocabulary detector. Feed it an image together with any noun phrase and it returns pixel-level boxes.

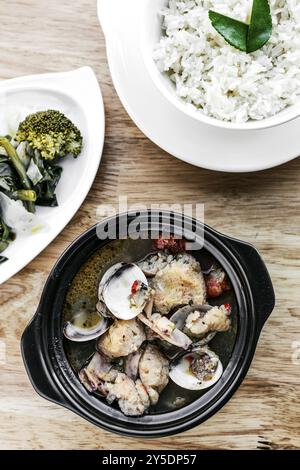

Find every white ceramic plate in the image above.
[97,0,300,173]
[0,67,104,285]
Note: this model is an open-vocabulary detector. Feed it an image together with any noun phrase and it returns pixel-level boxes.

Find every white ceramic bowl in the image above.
[140,0,300,131]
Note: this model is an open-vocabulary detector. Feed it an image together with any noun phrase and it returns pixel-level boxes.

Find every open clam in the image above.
[124,349,143,381]
[170,305,216,346]
[170,304,231,346]
[96,262,125,317]
[169,347,223,391]
[138,313,192,352]
[102,263,151,320]
[98,262,125,299]
[63,309,110,343]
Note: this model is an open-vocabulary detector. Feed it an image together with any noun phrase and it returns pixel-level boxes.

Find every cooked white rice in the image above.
[154,0,300,122]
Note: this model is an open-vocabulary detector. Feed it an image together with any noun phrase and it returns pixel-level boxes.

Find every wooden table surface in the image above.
[0,0,299,451]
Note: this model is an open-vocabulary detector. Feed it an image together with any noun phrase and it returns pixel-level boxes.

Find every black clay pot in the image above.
[21,211,275,438]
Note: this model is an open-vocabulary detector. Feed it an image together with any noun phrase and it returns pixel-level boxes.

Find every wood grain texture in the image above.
[0,0,300,451]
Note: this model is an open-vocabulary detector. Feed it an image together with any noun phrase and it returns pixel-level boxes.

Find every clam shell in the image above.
[102,263,149,320]
[98,262,125,299]
[138,313,192,350]
[63,310,110,343]
[170,347,223,390]
[170,304,217,346]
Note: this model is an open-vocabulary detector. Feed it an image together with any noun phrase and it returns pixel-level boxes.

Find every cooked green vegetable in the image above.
[0,154,17,192]
[16,110,83,161]
[0,214,15,263]
[0,137,35,212]
[11,190,37,202]
[34,163,63,207]
[209,0,272,53]
[0,109,83,263]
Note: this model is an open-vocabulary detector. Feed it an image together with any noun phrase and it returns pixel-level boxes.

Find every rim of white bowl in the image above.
[139,0,300,132]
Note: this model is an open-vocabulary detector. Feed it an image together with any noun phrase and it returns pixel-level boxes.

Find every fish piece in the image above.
[151,254,206,315]
[139,344,169,405]
[97,319,146,358]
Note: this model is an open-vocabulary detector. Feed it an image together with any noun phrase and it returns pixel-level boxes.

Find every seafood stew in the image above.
[63,237,238,416]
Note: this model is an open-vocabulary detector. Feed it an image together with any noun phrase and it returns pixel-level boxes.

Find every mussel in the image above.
[169,347,223,391]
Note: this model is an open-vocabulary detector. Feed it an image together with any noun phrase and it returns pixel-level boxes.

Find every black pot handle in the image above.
[216,232,275,331]
[21,314,67,407]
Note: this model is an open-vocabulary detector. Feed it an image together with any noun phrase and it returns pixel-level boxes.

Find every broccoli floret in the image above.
[16,110,83,161]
